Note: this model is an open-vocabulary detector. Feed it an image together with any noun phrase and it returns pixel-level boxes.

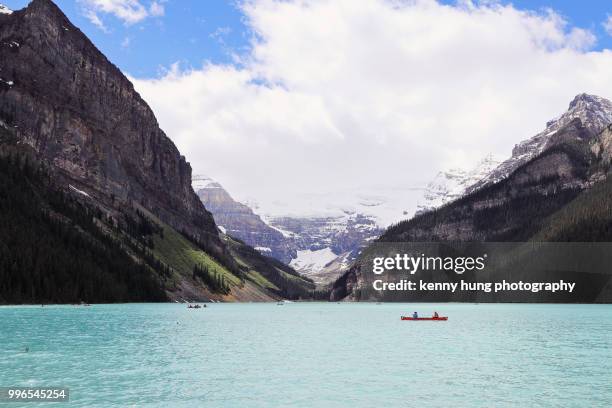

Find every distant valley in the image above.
[194,156,503,285]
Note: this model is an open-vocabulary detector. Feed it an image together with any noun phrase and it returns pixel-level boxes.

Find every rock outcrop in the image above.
[194,176,294,263]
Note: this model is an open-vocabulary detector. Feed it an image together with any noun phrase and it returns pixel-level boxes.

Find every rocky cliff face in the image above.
[0,0,218,244]
[591,123,612,169]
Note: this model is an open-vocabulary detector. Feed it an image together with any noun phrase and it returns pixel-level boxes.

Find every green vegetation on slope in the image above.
[245,270,280,291]
[138,206,324,300]
[150,218,241,287]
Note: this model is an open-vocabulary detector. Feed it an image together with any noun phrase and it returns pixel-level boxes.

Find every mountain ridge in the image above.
[331,94,612,302]
[469,93,612,194]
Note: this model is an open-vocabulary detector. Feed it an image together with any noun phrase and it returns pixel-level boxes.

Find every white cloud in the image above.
[210,26,232,44]
[80,0,164,27]
[84,9,107,31]
[603,14,612,36]
[149,1,165,17]
[132,0,612,220]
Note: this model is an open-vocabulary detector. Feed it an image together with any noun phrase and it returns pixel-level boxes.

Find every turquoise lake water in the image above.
[1,303,611,407]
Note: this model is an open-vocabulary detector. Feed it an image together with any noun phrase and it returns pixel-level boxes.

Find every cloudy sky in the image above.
[7,0,612,218]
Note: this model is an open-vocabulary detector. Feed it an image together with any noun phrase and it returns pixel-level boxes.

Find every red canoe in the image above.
[401,316,448,321]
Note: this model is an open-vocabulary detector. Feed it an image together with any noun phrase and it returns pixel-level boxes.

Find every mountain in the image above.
[194,176,295,263]
[331,94,612,302]
[0,4,12,15]
[270,212,382,283]
[383,117,594,242]
[469,93,612,193]
[415,154,500,215]
[0,0,318,303]
[0,0,218,244]
[289,247,354,285]
[195,176,383,284]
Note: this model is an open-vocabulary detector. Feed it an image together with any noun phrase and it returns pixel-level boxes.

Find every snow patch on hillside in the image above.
[290,247,337,273]
[416,153,500,214]
[69,185,90,197]
[0,4,13,15]
[247,186,422,228]
[262,220,296,238]
[192,175,223,190]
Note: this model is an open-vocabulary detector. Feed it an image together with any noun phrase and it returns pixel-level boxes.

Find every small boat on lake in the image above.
[401,316,448,321]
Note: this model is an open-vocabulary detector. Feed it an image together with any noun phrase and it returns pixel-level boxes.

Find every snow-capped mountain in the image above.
[290,248,337,273]
[268,211,381,281]
[196,95,612,283]
[415,154,500,215]
[195,176,383,284]
[248,187,422,229]
[290,249,354,284]
[0,4,12,15]
[197,93,612,291]
[469,93,612,193]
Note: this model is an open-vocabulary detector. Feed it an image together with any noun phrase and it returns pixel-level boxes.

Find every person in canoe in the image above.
[412,311,418,319]
[433,311,439,318]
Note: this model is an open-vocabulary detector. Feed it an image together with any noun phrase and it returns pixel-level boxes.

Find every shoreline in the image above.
[1,301,611,306]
